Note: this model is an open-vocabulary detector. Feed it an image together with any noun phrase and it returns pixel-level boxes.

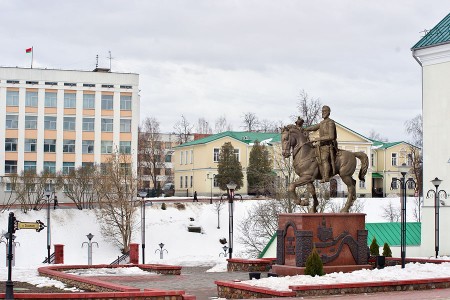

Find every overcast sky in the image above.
[1,1,448,141]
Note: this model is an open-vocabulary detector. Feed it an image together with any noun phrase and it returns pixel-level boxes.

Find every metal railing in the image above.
[42,252,55,264]
[109,252,130,265]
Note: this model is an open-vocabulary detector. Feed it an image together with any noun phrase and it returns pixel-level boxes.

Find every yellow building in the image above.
[173,123,419,198]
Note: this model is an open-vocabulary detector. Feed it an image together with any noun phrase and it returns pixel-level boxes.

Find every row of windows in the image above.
[391,153,413,167]
[4,161,131,176]
[5,138,131,154]
[179,175,194,189]
[180,150,194,165]
[5,91,132,110]
[5,115,132,132]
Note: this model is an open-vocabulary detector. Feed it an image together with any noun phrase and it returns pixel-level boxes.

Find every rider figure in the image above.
[304,105,337,183]
[295,116,304,128]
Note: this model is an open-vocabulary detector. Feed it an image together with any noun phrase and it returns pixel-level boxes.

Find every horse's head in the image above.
[281,125,308,158]
[281,125,294,158]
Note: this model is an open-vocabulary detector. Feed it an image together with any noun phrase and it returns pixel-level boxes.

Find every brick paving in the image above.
[92,266,250,300]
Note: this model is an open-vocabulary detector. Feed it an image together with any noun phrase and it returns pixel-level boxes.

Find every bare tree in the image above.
[329,197,364,213]
[259,119,277,133]
[412,196,423,222]
[5,171,54,212]
[174,115,194,144]
[405,114,423,147]
[214,115,232,133]
[241,112,259,132]
[55,165,96,210]
[211,199,226,229]
[139,117,162,191]
[368,129,388,142]
[94,153,138,253]
[291,89,322,127]
[196,117,212,134]
[381,201,400,222]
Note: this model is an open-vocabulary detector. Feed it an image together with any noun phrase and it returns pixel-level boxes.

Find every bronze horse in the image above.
[281,124,368,213]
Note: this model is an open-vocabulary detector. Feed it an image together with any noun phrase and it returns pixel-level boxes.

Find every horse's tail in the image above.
[354,151,369,182]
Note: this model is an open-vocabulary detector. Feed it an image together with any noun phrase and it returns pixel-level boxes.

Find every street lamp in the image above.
[219,245,229,257]
[391,163,416,269]
[82,233,98,265]
[44,190,51,264]
[138,191,147,264]
[207,173,215,204]
[427,178,448,258]
[155,242,168,259]
[226,181,237,259]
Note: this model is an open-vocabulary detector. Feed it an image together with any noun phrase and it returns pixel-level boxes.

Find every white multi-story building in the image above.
[0,67,140,203]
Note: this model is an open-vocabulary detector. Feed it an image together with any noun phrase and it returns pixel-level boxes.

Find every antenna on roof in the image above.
[107,51,114,71]
[420,29,429,37]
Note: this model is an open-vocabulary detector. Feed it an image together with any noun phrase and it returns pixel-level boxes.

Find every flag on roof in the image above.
[26,47,32,54]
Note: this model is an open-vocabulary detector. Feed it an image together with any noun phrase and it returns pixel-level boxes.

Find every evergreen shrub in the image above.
[304,248,324,277]
[382,242,392,257]
[370,236,380,256]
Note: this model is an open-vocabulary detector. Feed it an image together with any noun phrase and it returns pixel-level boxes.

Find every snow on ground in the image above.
[0,196,426,290]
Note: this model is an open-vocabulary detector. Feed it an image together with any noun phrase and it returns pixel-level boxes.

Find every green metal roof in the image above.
[369,139,407,149]
[175,131,281,148]
[258,232,277,258]
[372,172,383,178]
[366,222,421,247]
[412,13,450,50]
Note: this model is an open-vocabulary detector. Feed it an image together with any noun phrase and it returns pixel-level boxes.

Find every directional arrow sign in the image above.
[16,220,45,232]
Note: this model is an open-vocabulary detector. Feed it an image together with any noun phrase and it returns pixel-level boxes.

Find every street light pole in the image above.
[391,163,415,269]
[226,181,237,259]
[45,190,51,264]
[138,191,147,264]
[208,174,215,204]
[427,177,447,258]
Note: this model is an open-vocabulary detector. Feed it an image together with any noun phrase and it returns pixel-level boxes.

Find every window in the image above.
[359,180,366,189]
[82,162,94,169]
[43,161,56,174]
[5,160,17,174]
[185,150,189,165]
[165,154,172,162]
[45,92,57,107]
[5,138,17,151]
[6,91,19,106]
[407,180,415,190]
[180,176,183,188]
[120,119,131,132]
[44,139,56,152]
[101,141,113,154]
[234,149,240,161]
[371,153,374,167]
[82,117,95,131]
[120,163,131,175]
[24,161,37,173]
[120,141,131,154]
[82,140,94,154]
[213,148,220,162]
[64,92,76,108]
[5,182,16,192]
[213,176,219,187]
[83,93,95,109]
[190,176,193,188]
[120,95,132,110]
[25,139,37,152]
[101,118,113,132]
[407,153,413,166]
[25,91,38,107]
[391,177,398,189]
[25,116,38,129]
[62,162,75,175]
[165,142,172,149]
[180,151,184,164]
[190,150,193,164]
[63,116,76,131]
[101,94,113,110]
[391,153,397,166]
[185,176,188,188]
[6,115,19,129]
[44,116,57,130]
[63,140,75,153]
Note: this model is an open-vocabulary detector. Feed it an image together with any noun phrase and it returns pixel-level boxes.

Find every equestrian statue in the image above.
[281,106,368,213]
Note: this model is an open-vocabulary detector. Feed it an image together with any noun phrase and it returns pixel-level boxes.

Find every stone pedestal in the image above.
[274,213,369,274]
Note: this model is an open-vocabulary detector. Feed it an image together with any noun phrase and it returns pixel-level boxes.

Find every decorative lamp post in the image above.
[427,177,447,258]
[155,242,168,259]
[219,245,229,257]
[138,191,147,264]
[391,163,416,269]
[226,181,237,259]
[82,233,99,265]
[45,190,52,264]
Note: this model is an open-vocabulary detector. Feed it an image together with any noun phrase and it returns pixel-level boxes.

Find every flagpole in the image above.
[31,47,33,69]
